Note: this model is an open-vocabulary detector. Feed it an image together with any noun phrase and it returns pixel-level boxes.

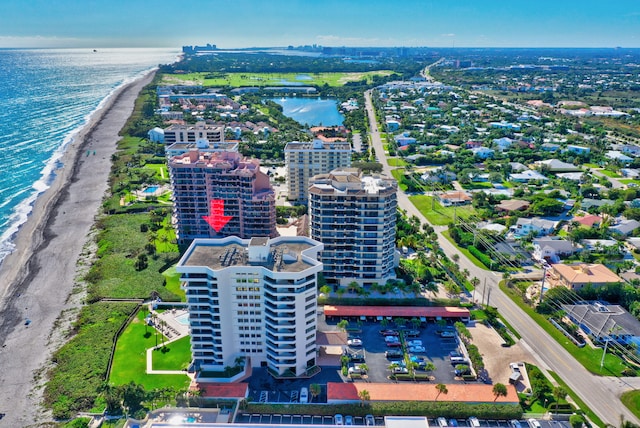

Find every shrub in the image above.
[468,246,494,269]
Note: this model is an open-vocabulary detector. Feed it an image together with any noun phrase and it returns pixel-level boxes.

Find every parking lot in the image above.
[323,318,462,385]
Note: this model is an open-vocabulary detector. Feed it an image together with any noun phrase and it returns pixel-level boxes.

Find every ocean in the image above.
[0,47,179,264]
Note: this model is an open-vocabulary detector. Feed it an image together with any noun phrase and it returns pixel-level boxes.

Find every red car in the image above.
[386,341,402,347]
[379,329,399,336]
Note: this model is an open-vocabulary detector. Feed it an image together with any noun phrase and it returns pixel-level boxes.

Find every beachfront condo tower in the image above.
[176,236,323,377]
[284,139,351,203]
[168,150,277,244]
[309,168,398,287]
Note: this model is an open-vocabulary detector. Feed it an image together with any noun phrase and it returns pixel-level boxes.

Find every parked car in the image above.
[510,420,522,428]
[387,341,402,347]
[527,419,541,428]
[407,339,422,347]
[449,351,462,358]
[348,364,367,375]
[365,415,375,426]
[440,331,455,338]
[436,417,448,427]
[347,338,363,347]
[299,387,308,404]
[409,346,426,353]
[385,349,403,359]
[391,366,408,374]
[334,414,343,425]
[468,417,480,427]
[449,419,458,427]
[348,353,365,363]
[345,415,353,426]
[450,356,468,365]
[379,329,399,336]
[405,329,421,337]
[384,335,400,343]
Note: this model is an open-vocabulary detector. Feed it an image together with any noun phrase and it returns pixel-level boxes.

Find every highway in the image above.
[363,88,639,427]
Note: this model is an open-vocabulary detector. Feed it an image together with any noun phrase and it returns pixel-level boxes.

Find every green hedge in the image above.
[245,402,523,419]
[468,246,494,269]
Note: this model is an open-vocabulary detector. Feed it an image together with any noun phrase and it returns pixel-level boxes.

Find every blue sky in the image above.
[1,0,639,48]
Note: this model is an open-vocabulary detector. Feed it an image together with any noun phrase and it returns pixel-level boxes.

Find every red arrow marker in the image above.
[202,199,233,232]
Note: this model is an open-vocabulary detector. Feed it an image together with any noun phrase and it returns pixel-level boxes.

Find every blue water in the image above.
[270,97,344,126]
[143,186,159,193]
[0,48,179,264]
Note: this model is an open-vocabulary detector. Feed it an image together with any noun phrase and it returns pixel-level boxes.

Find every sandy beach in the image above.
[0,71,155,427]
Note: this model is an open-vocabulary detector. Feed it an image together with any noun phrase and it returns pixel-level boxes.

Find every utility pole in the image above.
[539,264,549,304]
[482,278,487,307]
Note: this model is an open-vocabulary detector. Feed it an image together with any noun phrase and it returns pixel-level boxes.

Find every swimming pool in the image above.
[175,312,190,326]
[142,186,159,193]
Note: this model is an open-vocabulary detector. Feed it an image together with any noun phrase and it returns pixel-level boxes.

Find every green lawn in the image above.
[619,179,640,185]
[152,336,192,371]
[109,311,190,390]
[387,158,408,167]
[162,266,185,301]
[599,169,622,178]
[391,169,408,191]
[409,195,476,226]
[161,71,394,87]
[622,389,640,421]
[442,231,489,270]
[460,182,494,190]
[500,284,629,375]
[143,163,169,181]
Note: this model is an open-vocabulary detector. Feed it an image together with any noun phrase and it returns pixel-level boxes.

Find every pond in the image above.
[270,97,344,126]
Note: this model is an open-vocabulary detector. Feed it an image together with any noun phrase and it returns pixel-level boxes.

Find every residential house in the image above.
[606,151,634,164]
[147,127,165,143]
[621,168,640,179]
[509,169,548,183]
[557,172,584,182]
[581,198,614,210]
[385,119,401,131]
[493,137,513,151]
[581,239,619,252]
[609,219,640,236]
[537,159,582,172]
[395,135,417,145]
[510,217,557,237]
[465,140,483,149]
[509,162,528,172]
[496,199,530,213]
[562,302,640,346]
[420,168,456,183]
[471,147,495,159]
[566,144,591,155]
[551,263,623,290]
[490,121,521,131]
[438,191,472,206]
[572,214,602,228]
[621,144,640,157]
[540,143,560,152]
[532,237,576,263]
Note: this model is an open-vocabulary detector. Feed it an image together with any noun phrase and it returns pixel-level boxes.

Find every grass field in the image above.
[152,336,192,371]
[110,311,190,390]
[143,163,169,181]
[622,389,640,421]
[409,195,476,226]
[162,266,185,301]
[387,158,408,167]
[598,169,622,178]
[162,71,394,88]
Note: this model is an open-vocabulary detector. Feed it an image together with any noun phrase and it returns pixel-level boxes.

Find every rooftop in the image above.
[178,236,322,273]
[324,305,470,319]
[285,139,351,151]
[552,263,622,285]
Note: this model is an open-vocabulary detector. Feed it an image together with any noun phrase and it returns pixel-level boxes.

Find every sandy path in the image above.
[0,71,155,427]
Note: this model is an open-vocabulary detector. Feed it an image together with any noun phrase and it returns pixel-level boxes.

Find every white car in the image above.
[436,417,448,427]
[409,346,426,353]
[510,420,522,428]
[347,338,362,347]
[391,366,408,374]
[299,387,308,404]
[468,417,480,427]
[407,339,422,347]
[384,335,399,343]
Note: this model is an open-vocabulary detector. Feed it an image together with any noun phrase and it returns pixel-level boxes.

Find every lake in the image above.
[270,97,344,126]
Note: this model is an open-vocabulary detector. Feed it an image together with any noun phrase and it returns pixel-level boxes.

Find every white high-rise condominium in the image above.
[176,236,323,377]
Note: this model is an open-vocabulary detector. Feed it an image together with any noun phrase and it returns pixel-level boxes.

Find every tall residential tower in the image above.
[176,236,323,377]
[169,151,277,244]
[309,168,398,287]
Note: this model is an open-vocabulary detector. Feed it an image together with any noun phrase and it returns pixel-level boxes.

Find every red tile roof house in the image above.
[550,263,623,290]
[327,383,519,404]
[572,214,602,228]
[438,191,472,207]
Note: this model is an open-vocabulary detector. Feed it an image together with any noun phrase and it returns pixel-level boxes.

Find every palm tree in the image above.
[552,386,567,413]
[434,383,448,401]
[358,389,370,407]
[423,362,436,380]
[492,383,508,402]
[309,384,321,403]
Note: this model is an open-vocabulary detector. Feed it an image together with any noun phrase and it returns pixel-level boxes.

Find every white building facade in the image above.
[309,168,398,287]
[176,236,323,377]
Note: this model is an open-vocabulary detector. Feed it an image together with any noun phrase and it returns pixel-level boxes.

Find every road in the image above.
[363,88,639,427]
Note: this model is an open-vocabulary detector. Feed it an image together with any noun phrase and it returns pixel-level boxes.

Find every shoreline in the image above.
[0,70,156,426]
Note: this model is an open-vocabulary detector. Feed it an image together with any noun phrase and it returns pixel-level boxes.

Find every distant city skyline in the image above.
[1,0,639,49]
